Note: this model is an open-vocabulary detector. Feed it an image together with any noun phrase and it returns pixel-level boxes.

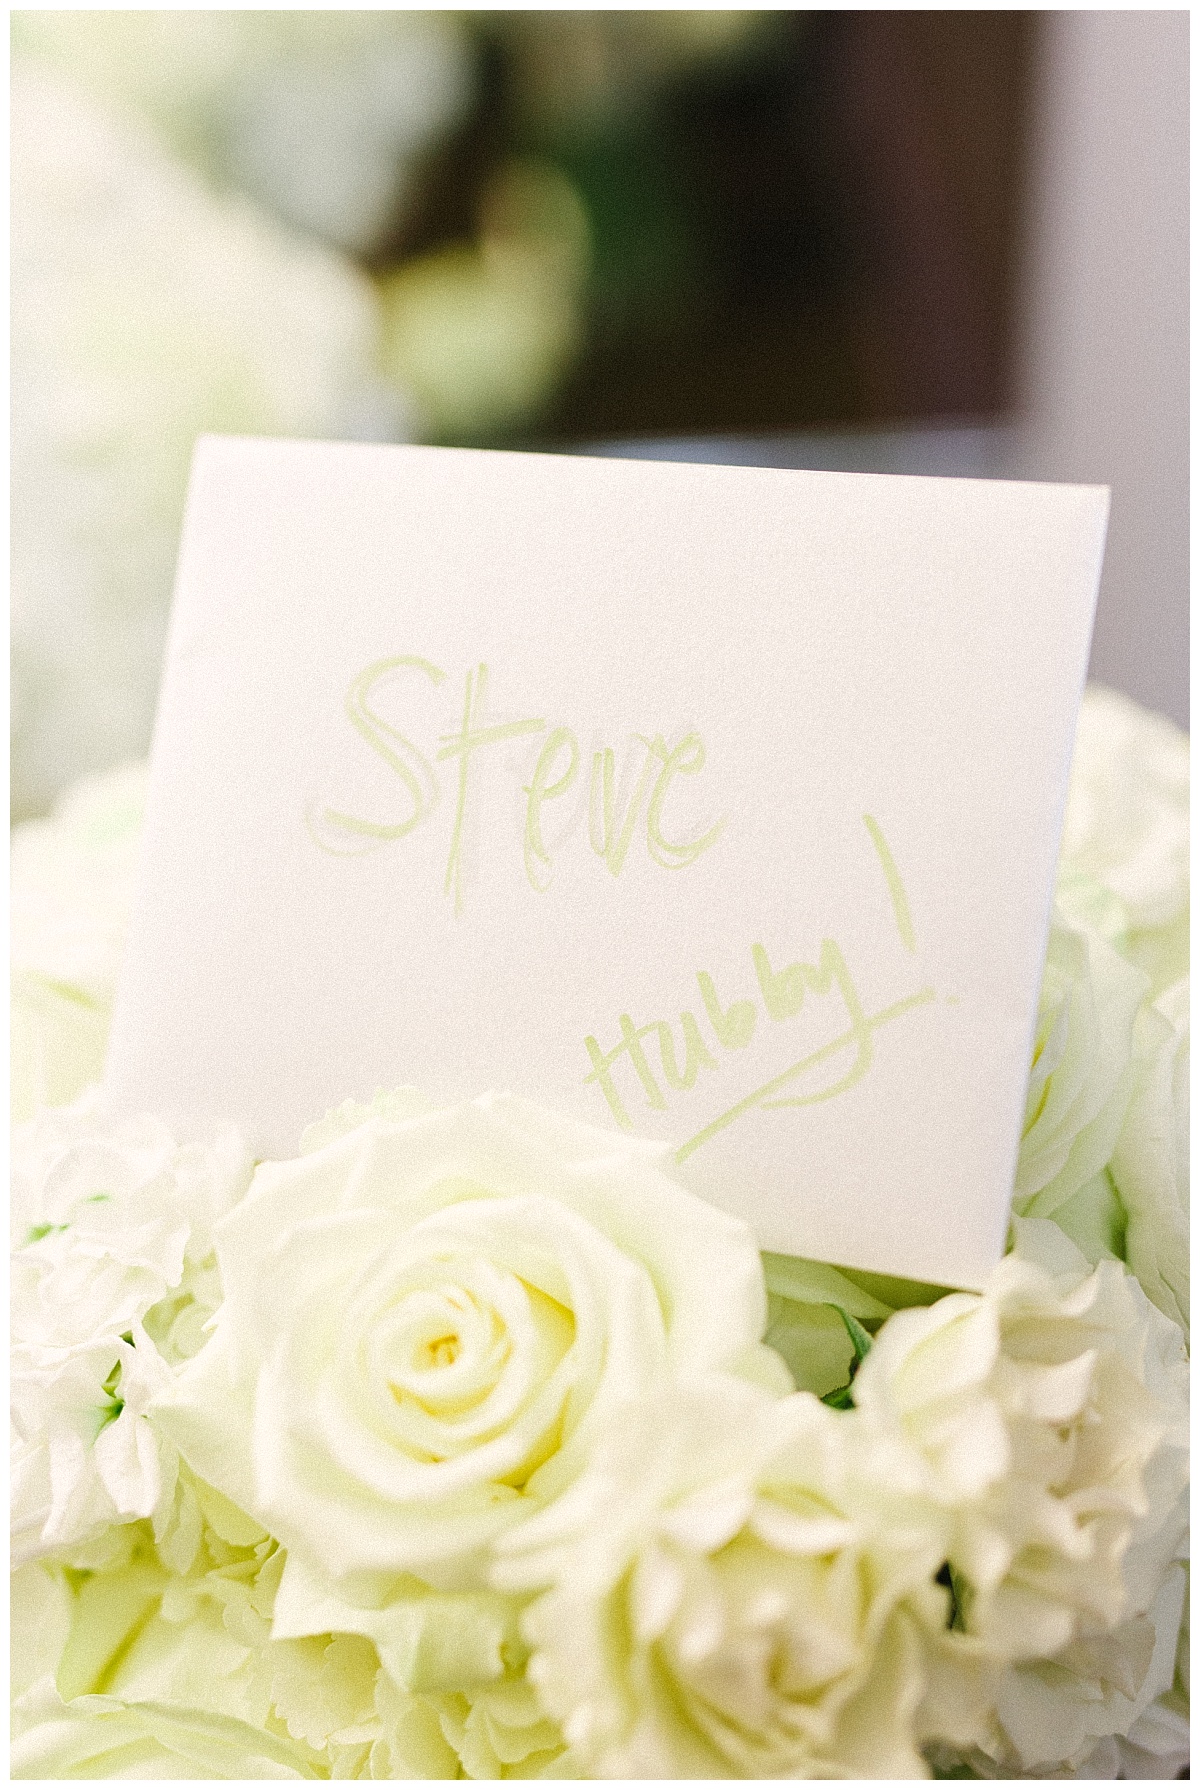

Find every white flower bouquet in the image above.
[10,687,1189,1779]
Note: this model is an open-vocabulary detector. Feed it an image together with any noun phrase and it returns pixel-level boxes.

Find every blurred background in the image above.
[11,9,1188,821]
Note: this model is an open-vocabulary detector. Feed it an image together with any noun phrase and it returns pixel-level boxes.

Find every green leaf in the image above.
[761,1252,893,1320]
[763,1299,852,1398]
[831,1303,874,1365]
[819,1304,874,1410]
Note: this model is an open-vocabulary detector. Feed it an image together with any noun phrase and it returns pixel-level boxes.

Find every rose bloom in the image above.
[155,1093,782,1613]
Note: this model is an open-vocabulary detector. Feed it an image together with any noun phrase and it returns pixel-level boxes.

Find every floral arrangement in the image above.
[11,686,1189,1779]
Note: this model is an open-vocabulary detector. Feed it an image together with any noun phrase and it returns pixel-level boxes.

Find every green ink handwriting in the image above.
[583,921,934,1157]
[863,813,916,952]
[524,727,580,893]
[646,732,726,867]
[697,969,757,1050]
[586,937,884,1134]
[588,739,661,877]
[752,937,855,1022]
[308,655,446,854]
[436,663,545,917]
[585,1010,718,1128]
[676,986,934,1161]
[313,654,724,909]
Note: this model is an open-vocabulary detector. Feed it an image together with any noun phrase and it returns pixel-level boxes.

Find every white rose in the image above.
[497,1375,946,1779]
[1109,976,1189,1339]
[851,1220,1189,1667]
[1013,913,1147,1224]
[154,1093,779,1607]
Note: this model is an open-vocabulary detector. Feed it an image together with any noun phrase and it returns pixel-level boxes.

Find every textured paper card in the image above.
[106,437,1107,1288]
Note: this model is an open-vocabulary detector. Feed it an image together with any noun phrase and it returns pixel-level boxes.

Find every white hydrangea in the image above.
[12,62,405,819]
[11,1095,250,1564]
[1108,1579,1189,1780]
[989,1560,1187,1775]
[12,1331,177,1571]
[12,1519,573,1780]
[851,1221,1188,1674]
[12,11,472,256]
[497,1375,948,1779]
[926,1562,1188,1779]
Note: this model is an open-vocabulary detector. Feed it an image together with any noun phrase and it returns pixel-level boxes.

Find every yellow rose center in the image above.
[425,1333,460,1370]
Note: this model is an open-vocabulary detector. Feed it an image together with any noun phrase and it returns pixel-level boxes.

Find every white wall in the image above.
[1012,9,1189,727]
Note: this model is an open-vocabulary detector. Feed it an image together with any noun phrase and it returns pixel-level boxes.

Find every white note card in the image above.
[106,437,1108,1289]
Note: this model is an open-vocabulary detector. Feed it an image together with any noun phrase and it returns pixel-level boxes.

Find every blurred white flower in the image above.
[1058,684,1189,995]
[1109,976,1189,1339]
[852,1220,1188,1668]
[1014,912,1146,1228]
[498,1376,947,1779]
[11,762,147,1122]
[1061,685,1189,933]
[12,63,405,820]
[1109,1577,1189,1780]
[12,12,473,257]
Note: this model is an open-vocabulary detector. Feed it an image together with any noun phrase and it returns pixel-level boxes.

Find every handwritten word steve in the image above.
[582,815,935,1157]
[308,656,724,913]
